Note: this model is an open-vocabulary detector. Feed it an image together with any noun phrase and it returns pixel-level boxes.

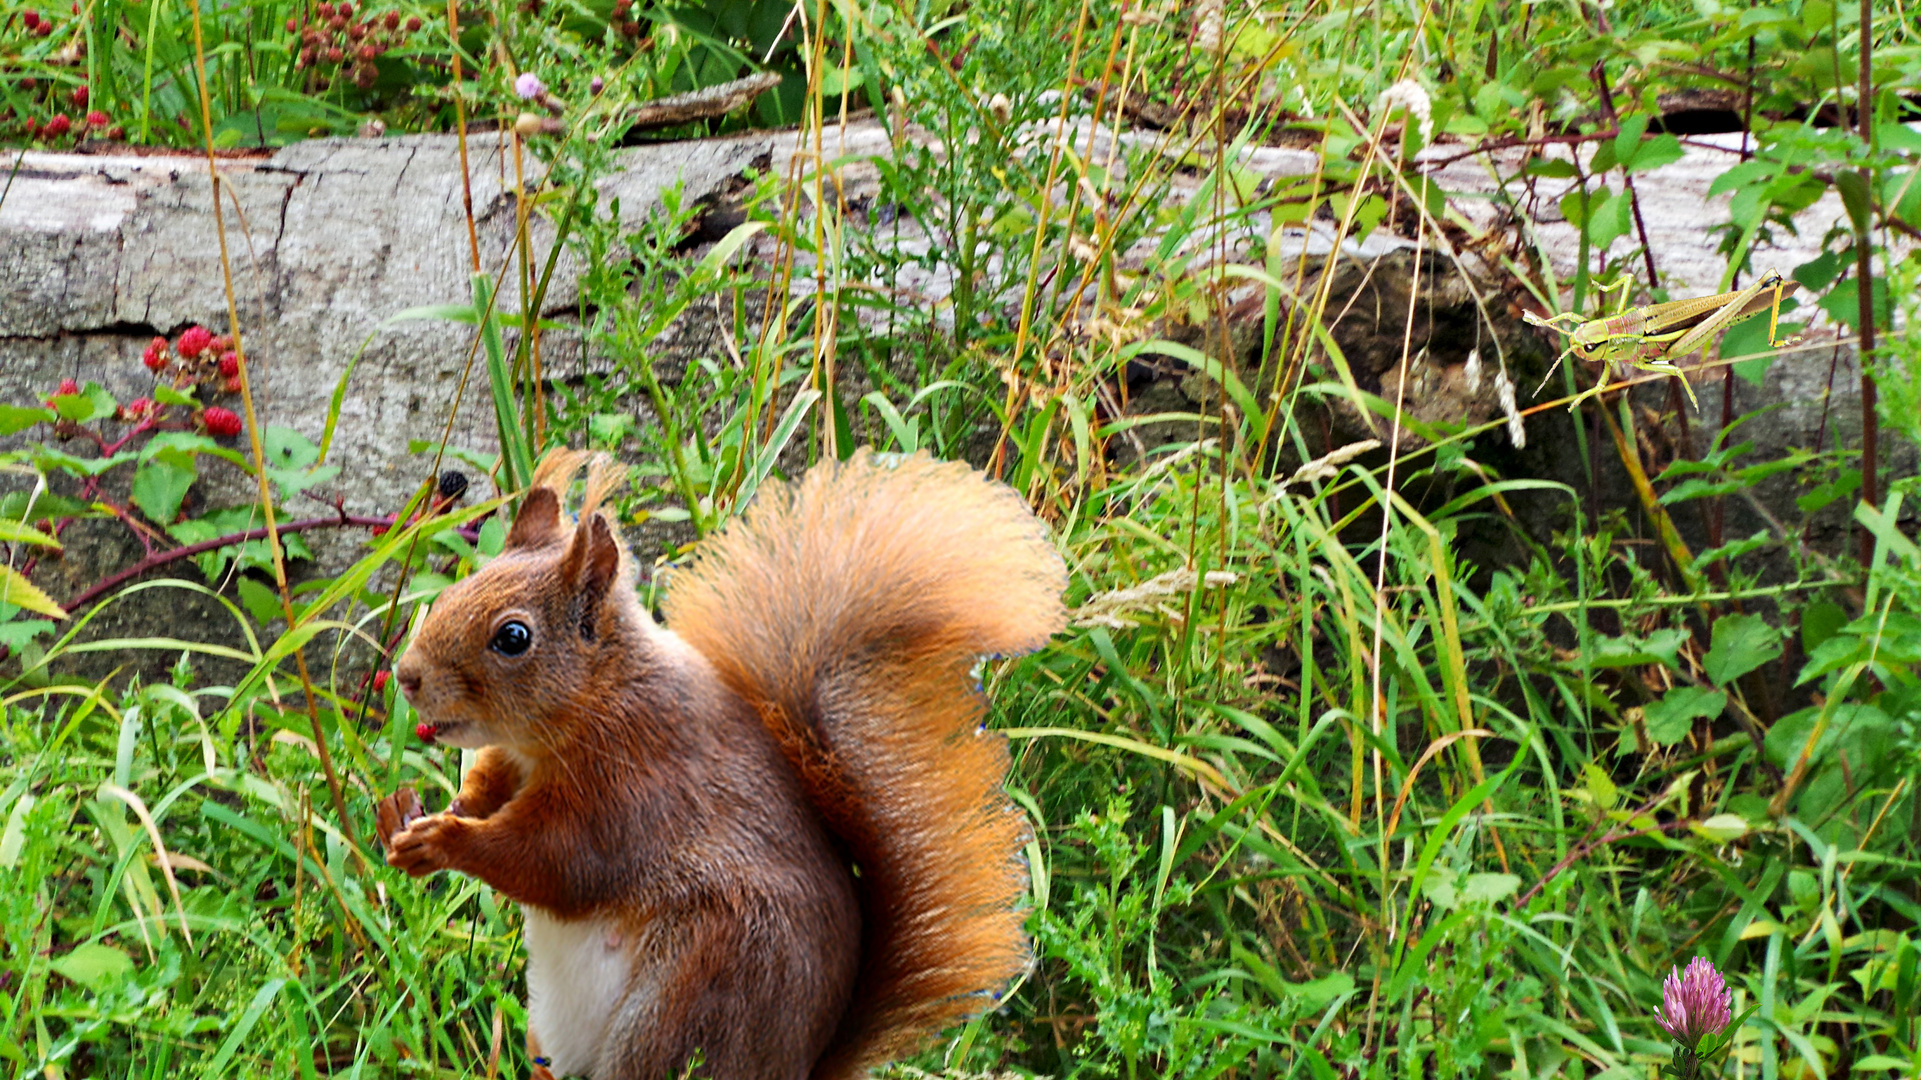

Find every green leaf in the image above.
[153,383,198,407]
[1587,627,1691,669]
[0,519,59,548]
[1834,170,1871,234]
[0,404,56,434]
[1690,813,1748,843]
[0,565,66,619]
[263,426,320,470]
[131,458,197,525]
[1459,872,1521,905]
[1644,685,1727,745]
[1704,613,1783,686]
[236,577,282,626]
[1801,601,1848,653]
[50,942,132,992]
[1626,133,1683,174]
[0,619,54,649]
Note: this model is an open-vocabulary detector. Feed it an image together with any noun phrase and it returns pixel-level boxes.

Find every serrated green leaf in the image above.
[0,519,59,548]
[1704,613,1782,686]
[0,565,66,619]
[131,459,197,526]
[1644,685,1727,745]
[50,942,132,991]
[0,404,57,434]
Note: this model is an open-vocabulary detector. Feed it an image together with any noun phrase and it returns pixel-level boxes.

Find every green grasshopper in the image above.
[1525,269,1802,410]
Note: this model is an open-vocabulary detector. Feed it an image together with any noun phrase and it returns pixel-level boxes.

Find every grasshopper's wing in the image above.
[1666,279,1800,360]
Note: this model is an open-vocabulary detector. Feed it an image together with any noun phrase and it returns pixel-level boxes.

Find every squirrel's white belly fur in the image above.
[523,907,635,1076]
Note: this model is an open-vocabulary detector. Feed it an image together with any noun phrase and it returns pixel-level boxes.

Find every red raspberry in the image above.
[35,19,51,35]
[85,110,108,128]
[22,11,40,28]
[119,397,153,422]
[337,2,352,16]
[316,1,332,14]
[221,375,243,394]
[285,16,296,31]
[142,336,168,371]
[404,14,420,30]
[218,351,239,377]
[23,118,38,135]
[43,114,70,137]
[383,10,398,28]
[373,670,392,693]
[175,325,213,358]
[56,378,79,396]
[326,46,343,62]
[358,43,374,59]
[210,334,232,352]
[70,85,87,108]
[200,406,243,437]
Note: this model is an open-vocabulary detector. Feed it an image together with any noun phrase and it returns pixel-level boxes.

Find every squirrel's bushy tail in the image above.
[662,449,1067,1079]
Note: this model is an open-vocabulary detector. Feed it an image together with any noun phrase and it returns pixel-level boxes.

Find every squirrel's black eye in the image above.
[490,620,533,656]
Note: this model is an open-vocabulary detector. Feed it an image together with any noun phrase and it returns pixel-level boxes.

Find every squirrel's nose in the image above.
[395,656,423,700]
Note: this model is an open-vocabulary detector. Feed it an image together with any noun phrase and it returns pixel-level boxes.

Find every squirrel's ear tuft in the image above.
[506,488,563,550]
[560,514,622,636]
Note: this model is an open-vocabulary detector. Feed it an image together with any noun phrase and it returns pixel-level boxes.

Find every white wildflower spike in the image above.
[1495,369,1525,449]
[1285,439,1382,488]
[1073,567,1240,629]
[1376,79,1433,148]
[1463,348,1482,394]
[1193,0,1225,54]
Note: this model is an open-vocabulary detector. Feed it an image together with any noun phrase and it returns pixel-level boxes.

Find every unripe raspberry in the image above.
[286,17,297,31]
[326,45,343,62]
[200,406,243,437]
[337,1,352,15]
[317,2,333,14]
[383,10,398,28]
[35,19,51,35]
[218,351,239,377]
[404,14,420,30]
[221,375,243,394]
[175,325,214,358]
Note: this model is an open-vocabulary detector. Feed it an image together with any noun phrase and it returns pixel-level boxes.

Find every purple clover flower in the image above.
[515,72,545,100]
[1656,957,1733,1050]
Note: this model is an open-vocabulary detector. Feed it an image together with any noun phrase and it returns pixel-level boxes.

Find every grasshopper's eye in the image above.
[490,620,533,656]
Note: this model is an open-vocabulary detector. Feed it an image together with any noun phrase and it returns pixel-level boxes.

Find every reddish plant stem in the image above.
[1516,816,1695,909]
[1856,0,1879,573]
[64,512,390,615]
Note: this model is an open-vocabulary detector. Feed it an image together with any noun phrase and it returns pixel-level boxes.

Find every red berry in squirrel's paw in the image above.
[218,351,239,377]
[176,325,214,358]
[200,406,243,437]
[415,721,436,741]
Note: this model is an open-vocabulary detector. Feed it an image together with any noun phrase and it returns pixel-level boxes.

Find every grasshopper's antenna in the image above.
[1533,346,1573,397]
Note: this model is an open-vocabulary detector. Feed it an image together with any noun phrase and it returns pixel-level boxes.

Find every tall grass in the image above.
[3,0,1920,1076]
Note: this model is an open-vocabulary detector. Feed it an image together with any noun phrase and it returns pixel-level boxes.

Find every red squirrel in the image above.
[375,448,1067,1080]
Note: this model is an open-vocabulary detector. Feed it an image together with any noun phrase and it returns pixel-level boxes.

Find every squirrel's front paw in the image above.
[385,812,469,877]
[375,787,427,850]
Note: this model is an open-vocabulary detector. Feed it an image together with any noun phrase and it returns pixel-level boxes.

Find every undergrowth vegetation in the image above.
[4,0,1921,1076]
